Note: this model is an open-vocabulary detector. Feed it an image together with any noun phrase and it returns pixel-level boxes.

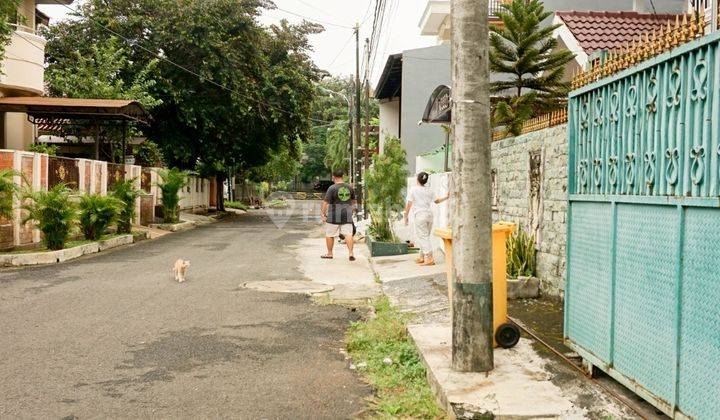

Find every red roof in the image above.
[556,11,681,54]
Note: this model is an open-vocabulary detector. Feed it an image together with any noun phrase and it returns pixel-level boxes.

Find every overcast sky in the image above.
[37,0,437,86]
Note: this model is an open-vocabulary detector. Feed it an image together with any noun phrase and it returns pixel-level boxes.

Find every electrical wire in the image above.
[327,31,355,69]
[370,0,398,82]
[290,0,350,24]
[274,6,354,29]
[48,0,335,125]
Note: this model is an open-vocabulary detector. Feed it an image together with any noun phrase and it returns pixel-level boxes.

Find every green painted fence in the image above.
[565,30,720,419]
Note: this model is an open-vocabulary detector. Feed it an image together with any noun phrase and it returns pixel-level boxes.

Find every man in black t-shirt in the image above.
[321,169,356,261]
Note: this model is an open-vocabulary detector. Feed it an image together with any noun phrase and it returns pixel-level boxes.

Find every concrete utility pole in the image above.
[354,24,363,215]
[450,0,494,372]
[363,37,371,219]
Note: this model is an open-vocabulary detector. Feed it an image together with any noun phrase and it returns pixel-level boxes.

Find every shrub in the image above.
[365,137,407,242]
[28,143,59,156]
[368,206,397,243]
[22,184,78,250]
[0,169,17,220]
[157,168,187,223]
[112,179,141,234]
[132,141,164,167]
[506,228,536,278]
[79,194,121,240]
[224,201,248,211]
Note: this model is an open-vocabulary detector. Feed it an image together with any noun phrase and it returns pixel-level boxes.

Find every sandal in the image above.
[321,254,333,259]
[420,259,436,266]
[349,256,356,261]
[414,257,425,264]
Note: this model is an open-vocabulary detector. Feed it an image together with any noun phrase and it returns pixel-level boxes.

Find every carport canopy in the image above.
[0,97,150,124]
[0,97,151,160]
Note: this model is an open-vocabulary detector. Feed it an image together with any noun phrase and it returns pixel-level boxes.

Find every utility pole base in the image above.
[452,282,494,372]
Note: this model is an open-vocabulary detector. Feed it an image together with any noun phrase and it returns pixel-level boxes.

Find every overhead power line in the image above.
[48,0,333,125]
[327,31,355,69]
[274,6,354,29]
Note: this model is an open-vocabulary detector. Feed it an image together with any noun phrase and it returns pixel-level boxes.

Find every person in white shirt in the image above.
[403,172,449,266]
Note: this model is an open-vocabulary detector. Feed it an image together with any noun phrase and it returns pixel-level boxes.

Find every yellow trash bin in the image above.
[434,222,518,348]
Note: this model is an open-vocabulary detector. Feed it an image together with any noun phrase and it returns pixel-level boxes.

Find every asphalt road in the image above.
[0,208,370,419]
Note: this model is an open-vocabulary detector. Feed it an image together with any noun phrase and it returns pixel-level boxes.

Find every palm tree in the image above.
[490,0,575,135]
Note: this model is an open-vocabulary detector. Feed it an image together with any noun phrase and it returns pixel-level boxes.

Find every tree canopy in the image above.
[490,0,574,134]
[42,0,321,203]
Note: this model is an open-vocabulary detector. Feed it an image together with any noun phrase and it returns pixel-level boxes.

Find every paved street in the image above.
[0,208,370,419]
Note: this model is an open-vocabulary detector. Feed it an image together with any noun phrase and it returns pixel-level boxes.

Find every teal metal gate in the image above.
[565,31,720,419]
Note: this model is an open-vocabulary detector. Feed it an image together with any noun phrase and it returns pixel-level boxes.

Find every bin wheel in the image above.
[495,323,520,348]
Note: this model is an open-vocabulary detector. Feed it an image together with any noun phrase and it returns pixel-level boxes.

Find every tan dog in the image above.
[173,259,191,283]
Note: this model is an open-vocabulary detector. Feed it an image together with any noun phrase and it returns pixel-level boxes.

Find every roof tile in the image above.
[556,10,680,53]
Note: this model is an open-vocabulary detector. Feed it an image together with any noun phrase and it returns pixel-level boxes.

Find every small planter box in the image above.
[366,236,408,257]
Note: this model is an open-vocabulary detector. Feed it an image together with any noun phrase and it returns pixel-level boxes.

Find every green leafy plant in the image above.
[506,228,537,278]
[224,201,248,211]
[79,194,121,240]
[111,179,141,234]
[28,143,59,156]
[21,184,78,250]
[0,169,18,221]
[368,206,397,243]
[132,141,164,167]
[157,168,188,223]
[324,120,350,173]
[347,297,445,418]
[365,137,407,242]
[490,0,575,135]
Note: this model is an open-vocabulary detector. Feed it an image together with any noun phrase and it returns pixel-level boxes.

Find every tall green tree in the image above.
[301,76,379,183]
[490,0,574,135]
[42,0,320,210]
[46,38,160,108]
[323,121,349,173]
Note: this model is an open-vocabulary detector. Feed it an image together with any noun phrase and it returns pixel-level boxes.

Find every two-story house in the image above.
[375,0,689,175]
[1,0,72,151]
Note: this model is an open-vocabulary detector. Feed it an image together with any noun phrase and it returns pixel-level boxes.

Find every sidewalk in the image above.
[294,231,380,304]
[370,253,639,419]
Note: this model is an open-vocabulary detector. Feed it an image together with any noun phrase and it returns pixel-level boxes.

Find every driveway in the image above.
[0,207,370,419]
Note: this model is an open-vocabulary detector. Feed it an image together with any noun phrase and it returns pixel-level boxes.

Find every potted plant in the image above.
[365,137,409,257]
[506,228,540,298]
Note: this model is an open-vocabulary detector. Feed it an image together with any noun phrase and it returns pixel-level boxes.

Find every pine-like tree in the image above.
[490,0,575,135]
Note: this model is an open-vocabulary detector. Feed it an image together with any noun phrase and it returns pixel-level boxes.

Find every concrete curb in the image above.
[0,234,134,268]
[148,220,197,232]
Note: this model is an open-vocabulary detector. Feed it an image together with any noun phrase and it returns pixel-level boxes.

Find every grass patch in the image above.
[264,198,288,208]
[224,201,249,211]
[347,297,446,419]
